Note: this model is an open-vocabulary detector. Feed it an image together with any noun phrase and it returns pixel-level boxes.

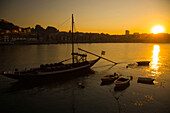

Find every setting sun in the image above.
[151,25,165,34]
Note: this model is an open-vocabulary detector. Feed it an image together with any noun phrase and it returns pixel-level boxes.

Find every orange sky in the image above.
[0,0,170,35]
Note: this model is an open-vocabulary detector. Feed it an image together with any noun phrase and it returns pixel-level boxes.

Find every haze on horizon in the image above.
[0,0,170,35]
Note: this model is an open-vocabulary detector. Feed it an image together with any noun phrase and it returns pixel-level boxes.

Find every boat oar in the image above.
[78,48,118,64]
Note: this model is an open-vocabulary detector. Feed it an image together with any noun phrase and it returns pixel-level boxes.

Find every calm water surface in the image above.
[0,43,170,113]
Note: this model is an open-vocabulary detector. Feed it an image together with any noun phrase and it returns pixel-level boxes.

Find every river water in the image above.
[0,43,170,113]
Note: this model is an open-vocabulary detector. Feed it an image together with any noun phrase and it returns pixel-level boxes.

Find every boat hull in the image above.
[114,83,130,91]
[137,77,155,84]
[2,58,100,80]
[137,61,150,66]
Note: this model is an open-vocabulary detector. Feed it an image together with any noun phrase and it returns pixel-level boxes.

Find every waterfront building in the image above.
[125,30,130,36]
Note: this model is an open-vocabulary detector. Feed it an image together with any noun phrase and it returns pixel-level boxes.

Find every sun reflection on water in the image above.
[150,45,161,76]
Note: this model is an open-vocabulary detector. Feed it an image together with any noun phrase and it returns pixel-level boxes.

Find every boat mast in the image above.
[72,14,74,64]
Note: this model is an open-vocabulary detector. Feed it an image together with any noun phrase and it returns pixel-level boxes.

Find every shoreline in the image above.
[0,41,170,45]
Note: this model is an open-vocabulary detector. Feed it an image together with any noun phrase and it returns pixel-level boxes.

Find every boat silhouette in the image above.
[2,14,100,80]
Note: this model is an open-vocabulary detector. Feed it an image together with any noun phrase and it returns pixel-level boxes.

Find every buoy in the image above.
[78,82,85,88]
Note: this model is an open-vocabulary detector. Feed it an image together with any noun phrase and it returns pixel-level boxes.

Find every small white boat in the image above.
[101,73,119,82]
[138,77,155,83]
[114,77,130,87]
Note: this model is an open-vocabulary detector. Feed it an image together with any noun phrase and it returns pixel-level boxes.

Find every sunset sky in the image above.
[0,0,170,35]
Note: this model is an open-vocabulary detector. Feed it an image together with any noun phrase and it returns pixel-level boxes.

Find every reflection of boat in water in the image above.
[101,73,119,82]
[114,83,130,92]
[114,77,130,87]
[137,61,150,66]
[1,14,100,80]
[137,77,155,84]
[8,70,94,92]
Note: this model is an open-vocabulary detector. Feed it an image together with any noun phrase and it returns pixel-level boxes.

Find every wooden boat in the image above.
[137,61,150,66]
[1,14,101,80]
[101,73,119,82]
[1,59,100,79]
[114,77,130,87]
[137,77,155,84]
[114,83,130,91]
[126,63,137,68]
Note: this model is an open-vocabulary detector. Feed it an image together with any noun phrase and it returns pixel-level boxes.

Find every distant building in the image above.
[5,30,10,34]
[3,35,9,42]
[125,30,130,36]
[12,30,18,33]
[134,32,139,38]
[18,28,22,32]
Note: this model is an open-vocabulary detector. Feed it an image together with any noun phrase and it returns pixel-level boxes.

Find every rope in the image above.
[74,22,77,32]
[57,17,71,29]
[58,58,72,63]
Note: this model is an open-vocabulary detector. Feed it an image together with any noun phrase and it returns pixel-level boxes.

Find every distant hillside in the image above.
[0,19,20,31]
[0,19,59,33]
